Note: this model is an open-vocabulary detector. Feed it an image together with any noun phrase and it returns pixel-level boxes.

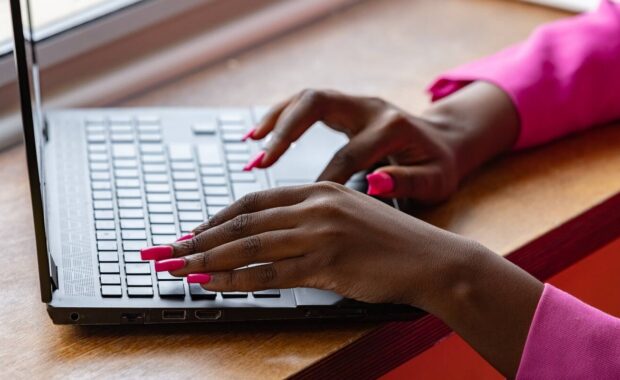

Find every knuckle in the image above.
[255,264,277,285]
[300,88,324,104]
[229,213,250,235]
[238,192,259,214]
[331,148,357,169]
[240,235,262,258]
[200,251,212,270]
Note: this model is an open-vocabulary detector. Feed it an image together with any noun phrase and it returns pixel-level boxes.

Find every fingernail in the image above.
[154,258,186,272]
[366,172,394,196]
[241,128,256,142]
[187,273,212,284]
[243,150,266,171]
[176,233,194,242]
[140,245,173,261]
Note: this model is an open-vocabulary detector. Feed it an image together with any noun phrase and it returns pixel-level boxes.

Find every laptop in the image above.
[10,0,419,324]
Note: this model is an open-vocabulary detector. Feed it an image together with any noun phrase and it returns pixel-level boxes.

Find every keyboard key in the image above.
[94,210,114,220]
[168,144,193,161]
[115,169,139,178]
[89,153,109,162]
[122,230,147,240]
[116,179,140,188]
[150,214,175,224]
[101,285,122,297]
[110,125,132,133]
[96,231,116,240]
[144,174,168,183]
[100,274,121,285]
[176,191,200,201]
[178,212,204,222]
[148,204,173,213]
[221,132,245,142]
[232,182,262,200]
[126,275,152,287]
[197,144,222,165]
[140,144,164,154]
[127,287,154,298]
[204,186,229,196]
[177,201,202,211]
[230,172,255,182]
[202,177,227,186]
[224,143,249,153]
[152,235,176,245]
[121,219,145,229]
[112,144,137,158]
[137,125,161,133]
[117,189,141,198]
[92,190,112,200]
[87,134,106,143]
[97,241,118,251]
[119,209,144,219]
[113,159,138,168]
[91,181,111,190]
[96,220,115,230]
[124,251,146,263]
[137,115,160,125]
[99,263,120,274]
[118,199,143,208]
[171,161,195,171]
[109,116,132,124]
[91,172,111,181]
[158,281,186,297]
[207,206,225,216]
[125,263,151,275]
[143,164,167,174]
[157,271,182,281]
[110,134,134,143]
[226,153,250,162]
[90,162,110,172]
[222,292,248,298]
[191,121,216,135]
[220,125,246,133]
[151,224,176,235]
[93,200,113,210]
[123,241,148,251]
[205,196,231,206]
[98,251,119,262]
[139,134,162,143]
[180,222,201,232]
[253,289,281,298]
[88,144,107,153]
[141,154,165,164]
[201,166,225,176]
[218,112,245,124]
[147,193,171,203]
[172,172,196,181]
[174,182,199,191]
[189,283,217,299]
[228,162,245,172]
[86,125,106,134]
[145,183,170,193]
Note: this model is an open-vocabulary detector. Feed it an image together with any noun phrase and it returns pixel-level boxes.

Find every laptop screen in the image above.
[10,0,52,302]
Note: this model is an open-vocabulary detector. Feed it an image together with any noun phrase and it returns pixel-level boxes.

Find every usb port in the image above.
[162,309,186,320]
[195,310,222,320]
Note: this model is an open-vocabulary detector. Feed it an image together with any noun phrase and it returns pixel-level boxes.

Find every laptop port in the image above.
[69,312,80,322]
[121,312,145,324]
[195,310,222,320]
[162,310,186,320]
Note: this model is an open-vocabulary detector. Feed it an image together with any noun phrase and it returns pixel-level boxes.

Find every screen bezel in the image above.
[10,0,52,303]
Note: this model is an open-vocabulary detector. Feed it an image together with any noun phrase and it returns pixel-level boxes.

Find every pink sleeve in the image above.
[426,0,620,149]
[516,284,620,379]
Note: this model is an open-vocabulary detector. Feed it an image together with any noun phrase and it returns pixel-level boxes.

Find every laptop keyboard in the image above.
[85,112,281,301]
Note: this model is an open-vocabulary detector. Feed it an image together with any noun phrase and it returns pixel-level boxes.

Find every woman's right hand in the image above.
[244,83,520,204]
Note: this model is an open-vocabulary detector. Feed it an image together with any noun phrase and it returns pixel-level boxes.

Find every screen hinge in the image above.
[49,253,58,290]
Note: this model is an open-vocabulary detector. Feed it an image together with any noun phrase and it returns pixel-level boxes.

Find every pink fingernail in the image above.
[241,128,256,142]
[187,273,212,284]
[140,246,173,261]
[243,150,266,171]
[366,172,394,196]
[154,258,186,272]
[176,233,194,242]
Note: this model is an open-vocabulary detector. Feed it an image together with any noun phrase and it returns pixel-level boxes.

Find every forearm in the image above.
[420,81,520,182]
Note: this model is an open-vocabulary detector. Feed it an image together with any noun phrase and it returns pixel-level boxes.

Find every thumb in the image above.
[366,164,454,203]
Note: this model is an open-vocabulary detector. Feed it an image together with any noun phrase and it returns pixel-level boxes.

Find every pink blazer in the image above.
[428,1,620,377]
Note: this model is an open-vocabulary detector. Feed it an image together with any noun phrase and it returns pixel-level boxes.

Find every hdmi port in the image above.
[195,310,222,320]
[162,309,186,320]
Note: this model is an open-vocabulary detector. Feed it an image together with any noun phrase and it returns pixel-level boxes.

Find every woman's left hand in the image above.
[163,182,481,308]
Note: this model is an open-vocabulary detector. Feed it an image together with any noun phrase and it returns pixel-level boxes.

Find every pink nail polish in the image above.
[140,246,173,261]
[176,233,194,242]
[154,258,186,272]
[187,273,212,284]
[241,128,256,142]
[366,172,395,196]
[243,150,266,171]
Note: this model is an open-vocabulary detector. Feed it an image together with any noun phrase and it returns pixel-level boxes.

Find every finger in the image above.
[317,128,403,184]
[368,164,454,202]
[260,90,364,167]
[191,185,311,235]
[171,229,305,276]
[197,256,313,292]
[250,98,293,140]
[171,206,300,258]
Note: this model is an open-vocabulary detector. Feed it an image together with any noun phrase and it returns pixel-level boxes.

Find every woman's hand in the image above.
[162,182,481,307]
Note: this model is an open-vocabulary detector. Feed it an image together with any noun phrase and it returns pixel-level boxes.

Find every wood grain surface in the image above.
[3,0,619,378]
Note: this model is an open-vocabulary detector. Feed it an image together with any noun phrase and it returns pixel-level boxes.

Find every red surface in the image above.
[381,236,620,380]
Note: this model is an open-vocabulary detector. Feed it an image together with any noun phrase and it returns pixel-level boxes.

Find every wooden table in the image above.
[2,0,620,378]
